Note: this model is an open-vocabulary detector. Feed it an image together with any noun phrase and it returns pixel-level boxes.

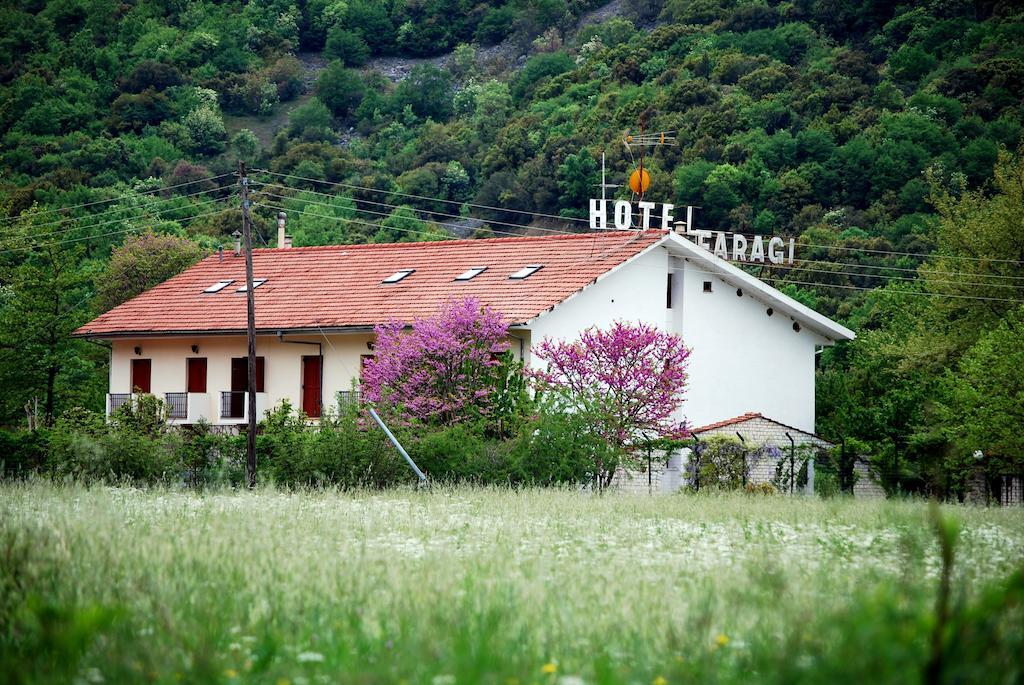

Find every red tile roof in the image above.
[690,413,764,434]
[691,412,832,445]
[75,231,666,337]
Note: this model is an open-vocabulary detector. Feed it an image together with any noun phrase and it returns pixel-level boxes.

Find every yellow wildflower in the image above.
[715,634,729,647]
[276,679,291,685]
[541,662,557,674]
[224,669,239,678]
[653,676,668,685]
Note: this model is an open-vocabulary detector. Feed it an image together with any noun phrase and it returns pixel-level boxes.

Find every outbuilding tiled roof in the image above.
[690,413,765,433]
[691,412,833,447]
[75,231,665,337]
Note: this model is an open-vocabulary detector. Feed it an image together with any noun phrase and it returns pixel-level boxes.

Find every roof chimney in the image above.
[277,212,288,248]
[284,234,293,248]
[231,230,241,256]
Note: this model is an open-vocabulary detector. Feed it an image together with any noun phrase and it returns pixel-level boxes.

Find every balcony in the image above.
[107,393,135,417]
[219,391,268,423]
[165,393,211,423]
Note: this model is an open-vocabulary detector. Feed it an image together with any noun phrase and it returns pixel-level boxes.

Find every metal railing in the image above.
[109,393,132,415]
[221,391,246,419]
[338,390,362,406]
[166,393,187,420]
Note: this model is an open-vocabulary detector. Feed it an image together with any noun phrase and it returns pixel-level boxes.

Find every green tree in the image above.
[325,28,370,67]
[556,149,599,211]
[394,65,452,121]
[0,209,98,425]
[95,231,204,312]
[183,107,227,155]
[230,129,261,162]
[316,62,365,117]
[287,98,335,140]
[941,305,1024,478]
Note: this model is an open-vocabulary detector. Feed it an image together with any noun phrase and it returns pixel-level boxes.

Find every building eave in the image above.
[662,233,856,343]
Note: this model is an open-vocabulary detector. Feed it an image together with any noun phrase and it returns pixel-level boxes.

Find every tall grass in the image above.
[2,482,1022,684]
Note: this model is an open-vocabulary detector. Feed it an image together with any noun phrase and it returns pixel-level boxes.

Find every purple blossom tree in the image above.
[531,321,691,484]
[362,298,512,426]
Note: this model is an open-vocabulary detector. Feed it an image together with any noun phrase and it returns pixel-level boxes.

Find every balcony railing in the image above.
[166,392,187,420]
[220,391,267,422]
[221,391,246,420]
[108,393,133,416]
[338,390,361,406]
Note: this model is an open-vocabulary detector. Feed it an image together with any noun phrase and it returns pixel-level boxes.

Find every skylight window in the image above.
[383,269,415,284]
[455,266,487,281]
[509,264,543,280]
[203,280,234,293]
[235,279,267,292]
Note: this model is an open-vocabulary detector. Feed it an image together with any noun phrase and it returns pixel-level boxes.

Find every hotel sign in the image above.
[588,199,795,265]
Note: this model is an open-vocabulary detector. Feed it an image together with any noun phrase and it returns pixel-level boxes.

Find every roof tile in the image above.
[75,231,665,336]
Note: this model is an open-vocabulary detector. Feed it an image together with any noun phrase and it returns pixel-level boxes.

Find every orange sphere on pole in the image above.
[629,168,651,194]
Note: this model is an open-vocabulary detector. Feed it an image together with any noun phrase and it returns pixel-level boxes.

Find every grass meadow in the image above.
[2,483,1023,684]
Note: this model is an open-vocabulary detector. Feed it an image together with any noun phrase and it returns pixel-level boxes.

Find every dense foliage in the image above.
[0,0,1022,494]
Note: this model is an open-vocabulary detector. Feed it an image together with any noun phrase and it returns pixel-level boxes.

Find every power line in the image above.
[758,276,1024,304]
[792,257,1024,283]
[255,201,501,241]
[773,263,1024,291]
[0,196,229,252]
[256,187,1024,292]
[794,238,1024,266]
[256,170,1024,267]
[0,186,233,244]
[249,181,579,237]
[251,169,589,230]
[256,198,1024,305]
[0,173,235,224]
[0,206,230,255]
[252,190,504,238]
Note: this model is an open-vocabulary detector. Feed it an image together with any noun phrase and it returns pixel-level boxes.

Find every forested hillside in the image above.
[1,0,1023,493]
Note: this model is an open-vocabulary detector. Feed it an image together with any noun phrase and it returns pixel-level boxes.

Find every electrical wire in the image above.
[255,169,1024,267]
[251,169,589,229]
[256,199,1024,304]
[0,186,233,245]
[255,188,1024,292]
[252,190,515,238]
[0,206,231,255]
[0,173,235,224]
[249,181,585,236]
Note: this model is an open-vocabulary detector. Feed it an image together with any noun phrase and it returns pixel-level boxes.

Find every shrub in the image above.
[257,401,413,488]
[325,28,370,67]
[317,62,366,117]
[691,436,749,490]
[0,429,49,478]
[510,405,608,486]
[287,98,334,140]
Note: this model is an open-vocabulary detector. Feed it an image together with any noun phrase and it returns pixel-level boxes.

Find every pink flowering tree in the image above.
[362,298,525,430]
[531,321,691,485]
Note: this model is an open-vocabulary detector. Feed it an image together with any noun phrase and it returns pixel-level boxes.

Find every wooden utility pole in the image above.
[239,161,258,488]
